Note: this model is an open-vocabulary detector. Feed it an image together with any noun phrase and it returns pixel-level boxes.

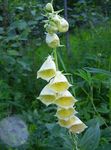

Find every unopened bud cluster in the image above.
[44,2,69,48]
[37,2,87,134]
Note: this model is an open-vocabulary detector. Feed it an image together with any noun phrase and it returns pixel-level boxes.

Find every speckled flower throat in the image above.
[37,1,87,134]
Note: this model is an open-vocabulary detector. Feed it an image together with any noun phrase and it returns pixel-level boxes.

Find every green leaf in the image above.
[7,50,20,56]
[79,123,100,150]
[97,144,111,150]
[84,67,111,77]
[0,27,4,34]
[0,16,3,21]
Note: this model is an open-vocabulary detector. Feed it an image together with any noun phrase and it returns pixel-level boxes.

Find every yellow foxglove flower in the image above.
[69,121,87,134]
[45,3,54,12]
[58,116,78,128]
[55,90,77,108]
[38,85,56,106]
[58,116,87,130]
[58,18,69,33]
[46,33,60,48]
[49,71,71,92]
[37,55,56,81]
[56,107,77,120]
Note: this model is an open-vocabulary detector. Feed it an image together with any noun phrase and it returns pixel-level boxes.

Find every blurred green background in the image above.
[0,0,111,149]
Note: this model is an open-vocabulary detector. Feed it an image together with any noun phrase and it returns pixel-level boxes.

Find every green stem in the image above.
[53,48,58,70]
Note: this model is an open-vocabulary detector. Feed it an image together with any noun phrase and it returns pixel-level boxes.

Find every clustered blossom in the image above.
[37,2,87,134]
[44,2,69,48]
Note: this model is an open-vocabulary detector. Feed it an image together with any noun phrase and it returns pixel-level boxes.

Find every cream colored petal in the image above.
[46,33,60,48]
[37,55,56,81]
[38,85,56,106]
[56,107,77,120]
[49,71,71,92]
[54,90,77,109]
[69,122,87,134]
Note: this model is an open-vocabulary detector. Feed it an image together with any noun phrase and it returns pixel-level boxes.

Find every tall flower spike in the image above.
[55,90,77,109]
[46,33,60,48]
[37,55,56,81]
[56,107,77,121]
[49,71,72,92]
[38,85,56,106]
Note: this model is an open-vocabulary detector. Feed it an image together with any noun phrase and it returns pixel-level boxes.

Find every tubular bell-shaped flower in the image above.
[69,122,87,134]
[49,71,71,92]
[58,116,87,131]
[38,85,56,106]
[55,90,77,108]
[56,107,77,120]
[37,55,56,81]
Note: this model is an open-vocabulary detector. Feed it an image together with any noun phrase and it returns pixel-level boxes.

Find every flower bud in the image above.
[58,18,69,33]
[56,107,77,120]
[37,55,56,81]
[49,71,71,92]
[45,3,54,12]
[38,85,56,106]
[46,33,60,48]
[52,14,61,24]
[55,90,77,108]
[46,22,58,34]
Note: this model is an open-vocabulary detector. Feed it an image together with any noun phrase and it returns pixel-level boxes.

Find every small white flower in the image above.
[37,55,56,81]
[38,85,56,106]
[49,71,72,92]
[46,33,60,48]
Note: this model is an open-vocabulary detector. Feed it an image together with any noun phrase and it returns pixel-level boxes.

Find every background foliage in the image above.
[0,0,111,149]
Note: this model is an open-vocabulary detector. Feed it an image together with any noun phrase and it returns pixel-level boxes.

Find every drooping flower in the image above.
[55,90,77,108]
[49,71,71,92]
[37,55,56,81]
[58,18,69,33]
[58,116,87,131]
[38,85,56,106]
[58,116,78,128]
[46,33,60,48]
[69,123,87,134]
[56,107,77,120]
[69,118,87,134]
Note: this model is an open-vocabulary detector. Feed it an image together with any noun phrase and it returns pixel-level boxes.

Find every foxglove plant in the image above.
[37,1,87,134]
